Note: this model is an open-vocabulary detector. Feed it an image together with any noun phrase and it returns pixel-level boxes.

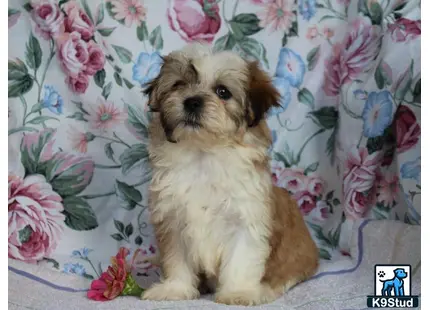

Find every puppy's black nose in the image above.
[183,96,203,113]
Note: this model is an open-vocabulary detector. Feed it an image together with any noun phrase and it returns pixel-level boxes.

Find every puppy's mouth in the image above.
[183,120,202,128]
[182,116,202,128]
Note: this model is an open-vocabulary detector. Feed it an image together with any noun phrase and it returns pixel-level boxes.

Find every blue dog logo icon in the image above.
[379,268,408,296]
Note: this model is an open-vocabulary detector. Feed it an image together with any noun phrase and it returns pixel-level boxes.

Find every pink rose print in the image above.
[66,72,90,94]
[376,173,399,207]
[30,0,65,40]
[63,0,95,42]
[343,147,381,219]
[323,18,382,96]
[388,18,421,43]
[84,41,105,75]
[167,0,221,43]
[8,174,65,263]
[109,0,147,27]
[258,0,296,33]
[274,166,324,215]
[56,31,89,78]
[394,105,420,153]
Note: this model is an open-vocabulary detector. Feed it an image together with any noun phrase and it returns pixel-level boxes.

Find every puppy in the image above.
[141,43,319,306]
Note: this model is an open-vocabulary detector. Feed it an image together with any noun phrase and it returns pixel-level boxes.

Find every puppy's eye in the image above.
[172,81,186,89]
[215,85,232,100]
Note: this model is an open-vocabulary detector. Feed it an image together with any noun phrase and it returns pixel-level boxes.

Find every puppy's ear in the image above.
[142,77,160,112]
[246,61,280,127]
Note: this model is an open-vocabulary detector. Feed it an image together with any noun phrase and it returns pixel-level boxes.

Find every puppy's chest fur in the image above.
[150,144,272,273]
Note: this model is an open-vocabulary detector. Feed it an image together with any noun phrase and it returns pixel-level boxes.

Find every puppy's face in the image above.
[144,44,280,143]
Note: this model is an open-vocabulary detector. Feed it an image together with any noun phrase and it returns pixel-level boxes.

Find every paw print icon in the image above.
[378,271,385,278]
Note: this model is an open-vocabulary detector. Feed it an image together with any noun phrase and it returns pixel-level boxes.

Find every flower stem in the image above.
[93,134,131,148]
[294,128,325,165]
[19,95,28,126]
[94,164,122,169]
[85,258,101,278]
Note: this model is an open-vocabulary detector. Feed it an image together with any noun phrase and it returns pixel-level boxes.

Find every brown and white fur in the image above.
[141,43,318,306]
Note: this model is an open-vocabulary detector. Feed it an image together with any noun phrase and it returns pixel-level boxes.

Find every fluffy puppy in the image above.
[141,43,319,306]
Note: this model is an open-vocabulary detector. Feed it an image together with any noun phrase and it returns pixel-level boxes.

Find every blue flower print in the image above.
[298,0,317,21]
[132,52,163,86]
[362,90,394,138]
[72,247,93,259]
[275,48,306,88]
[267,77,292,117]
[401,157,421,183]
[63,263,87,276]
[42,86,63,115]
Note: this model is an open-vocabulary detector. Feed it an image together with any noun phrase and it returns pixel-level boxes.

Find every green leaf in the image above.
[123,78,134,89]
[297,88,315,109]
[326,190,334,201]
[8,126,38,135]
[229,13,262,39]
[105,1,124,24]
[235,37,269,68]
[333,198,340,206]
[289,21,298,36]
[413,78,421,103]
[369,2,383,25]
[114,72,123,86]
[137,21,148,41]
[134,236,143,245]
[26,116,59,124]
[307,45,320,71]
[115,180,143,210]
[125,223,134,237]
[8,75,33,98]
[98,27,116,36]
[112,45,133,64]
[273,152,290,168]
[80,0,94,23]
[71,100,90,115]
[8,59,28,80]
[213,33,236,52]
[63,196,98,231]
[126,103,149,141]
[9,8,20,17]
[25,33,42,70]
[326,127,336,164]
[111,233,124,241]
[366,135,385,154]
[94,69,106,88]
[119,144,149,175]
[357,0,370,16]
[104,143,116,163]
[149,26,163,50]
[319,248,331,260]
[394,61,413,102]
[31,102,44,113]
[114,219,124,233]
[308,106,338,130]
[114,65,122,73]
[23,2,32,12]
[375,64,385,89]
[67,112,87,122]
[281,33,288,47]
[304,162,319,175]
[20,129,55,175]
[319,15,337,22]
[102,81,112,99]
[96,2,104,25]
[58,0,70,7]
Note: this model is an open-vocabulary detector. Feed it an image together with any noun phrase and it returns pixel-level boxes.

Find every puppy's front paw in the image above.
[141,281,199,301]
[215,289,263,306]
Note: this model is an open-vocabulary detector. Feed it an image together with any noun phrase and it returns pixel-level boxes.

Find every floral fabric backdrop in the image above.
[8,0,420,282]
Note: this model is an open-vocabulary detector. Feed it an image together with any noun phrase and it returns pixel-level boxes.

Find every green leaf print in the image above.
[307,45,320,71]
[94,69,106,88]
[213,33,236,52]
[25,33,42,70]
[115,180,143,210]
[229,13,262,39]
[297,88,315,109]
[149,26,163,51]
[112,45,133,64]
[319,248,331,260]
[137,21,149,41]
[119,144,149,175]
[63,196,98,231]
[308,107,338,130]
